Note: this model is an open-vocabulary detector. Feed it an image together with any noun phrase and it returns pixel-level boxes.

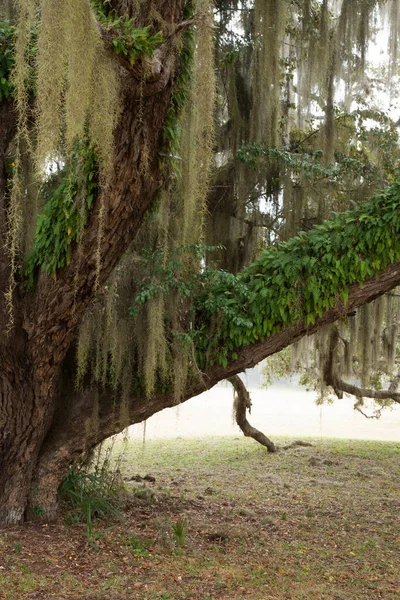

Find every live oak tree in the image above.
[2,0,400,525]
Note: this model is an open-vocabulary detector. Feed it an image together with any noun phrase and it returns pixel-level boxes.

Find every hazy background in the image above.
[128,367,400,442]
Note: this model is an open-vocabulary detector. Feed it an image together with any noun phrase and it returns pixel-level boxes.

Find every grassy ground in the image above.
[0,436,399,599]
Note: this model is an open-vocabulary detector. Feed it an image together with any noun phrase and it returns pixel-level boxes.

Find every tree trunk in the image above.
[0,352,54,523]
[0,0,187,524]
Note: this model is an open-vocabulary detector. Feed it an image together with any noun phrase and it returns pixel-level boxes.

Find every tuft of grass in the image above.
[172,516,188,547]
[122,534,151,558]
[58,444,124,545]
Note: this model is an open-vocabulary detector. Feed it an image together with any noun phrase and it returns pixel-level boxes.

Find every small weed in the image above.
[281,511,287,520]
[123,534,151,558]
[172,516,187,547]
[17,563,32,575]
[13,543,23,553]
[32,505,46,518]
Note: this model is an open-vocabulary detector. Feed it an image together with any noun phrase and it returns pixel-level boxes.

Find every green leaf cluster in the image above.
[0,20,16,102]
[110,21,163,64]
[194,181,400,367]
[238,142,381,185]
[23,144,98,283]
[129,243,222,317]
[238,109,400,191]
[91,1,164,65]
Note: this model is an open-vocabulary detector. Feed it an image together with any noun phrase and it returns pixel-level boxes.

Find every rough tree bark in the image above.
[2,1,400,524]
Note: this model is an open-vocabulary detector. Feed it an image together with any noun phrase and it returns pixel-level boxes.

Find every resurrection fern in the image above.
[91,1,164,64]
[24,144,99,283]
[110,22,163,64]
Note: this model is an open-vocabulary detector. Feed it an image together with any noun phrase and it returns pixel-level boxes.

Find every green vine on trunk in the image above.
[128,243,222,317]
[23,144,99,284]
[161,2,195,172]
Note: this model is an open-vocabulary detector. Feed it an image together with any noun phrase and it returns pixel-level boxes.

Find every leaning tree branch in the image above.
[228,375,277,452]
[35,256,400,471]
[353,401,382,420]
[332,379,400,404]
[44,259,400,463]
[206,260,400,386]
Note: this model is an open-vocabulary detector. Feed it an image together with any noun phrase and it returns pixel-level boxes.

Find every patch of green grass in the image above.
[1,436,399,600]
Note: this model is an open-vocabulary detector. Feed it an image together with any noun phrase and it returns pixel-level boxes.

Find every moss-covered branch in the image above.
[195,180,400,367]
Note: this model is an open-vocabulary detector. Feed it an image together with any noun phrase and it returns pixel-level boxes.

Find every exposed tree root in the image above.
[280,440,314,450]
[228,375,277,452]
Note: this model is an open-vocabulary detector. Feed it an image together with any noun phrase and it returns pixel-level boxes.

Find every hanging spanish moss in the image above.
[35,0,119,168]
[250,0,288,147]
[5,0,36,326]
[34,0,400,422]
[34,0,67,167]
[75,2,216,413]
[5,0,121,325]
[181,0,216,244]
[263,291,400,410]
[383,293,399,371]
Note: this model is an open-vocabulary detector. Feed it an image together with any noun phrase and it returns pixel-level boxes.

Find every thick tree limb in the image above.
[228,375,277,452]
[41,259,400,468]
[332,379,400,404]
